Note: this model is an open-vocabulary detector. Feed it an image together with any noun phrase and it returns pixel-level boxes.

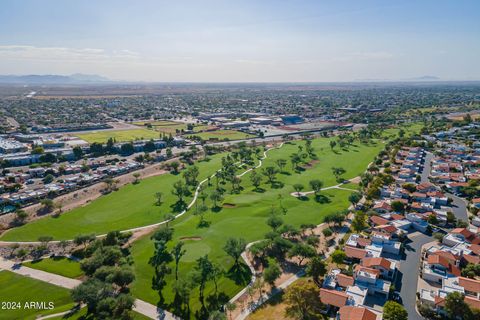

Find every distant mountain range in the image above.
[0,73,111,84]
[354,75,441,82]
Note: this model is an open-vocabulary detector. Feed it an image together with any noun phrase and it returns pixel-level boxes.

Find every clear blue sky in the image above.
[0,0,479,82]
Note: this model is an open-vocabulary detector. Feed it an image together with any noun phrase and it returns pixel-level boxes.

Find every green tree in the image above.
[210,190,224,208]
[262,166,278,184]
[250,169,263,190]
[263,261,281,288]
[331,250,346,266]
[154,192,163,206]
[383,301,408,320]
[284,281,323,320]
[293,183,304,196]
[223,238,247,267]
[172,180,188,203]
[391,200,405,213]
[351,211,368,232]
[348,192,362,207]
[192,255,214,300]
[276,159,287,172]
[306,256,327,284]
[444,292,470,320]
[309,180,323,197]
[288,243,316,266]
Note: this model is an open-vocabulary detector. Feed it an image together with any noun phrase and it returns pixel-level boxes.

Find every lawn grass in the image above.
[1,154,225,241]
[0,270,76,320]
[129,137,384,317]
[186,129,255,141]
[23,257,83,279]
[75,129,161,144]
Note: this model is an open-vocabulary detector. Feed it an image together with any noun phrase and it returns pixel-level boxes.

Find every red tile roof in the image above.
[432,250,459,264]
[390,213,405,220]
[337,274,355,288]
[362,257,392,270]
[434,296,445,307]
[370,215,389,226]
[319,289,348,308]
[459,277,480,294]
[469,244,480,255]
[465,296,480,310]
[356,237,372,248]
[462,254,480,265]
[354,265,381,277]
[338,306,377,320]
[345,246,368,260]
[426,255,461,276]
[375,225,398,234]
[427,254,450,268]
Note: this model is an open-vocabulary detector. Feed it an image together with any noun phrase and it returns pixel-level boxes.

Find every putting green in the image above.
[181,242,211,262]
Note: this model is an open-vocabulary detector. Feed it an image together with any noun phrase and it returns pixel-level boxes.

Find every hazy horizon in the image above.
[1,0,479,82]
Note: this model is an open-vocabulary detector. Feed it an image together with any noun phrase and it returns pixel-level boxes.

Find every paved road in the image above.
[420,152,433,184]
[423,152,468,222]
[396,232,432,320]
[446,192,468,222]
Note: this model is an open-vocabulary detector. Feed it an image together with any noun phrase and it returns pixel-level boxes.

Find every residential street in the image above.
[423,152,468,222]
[396,232,432,320]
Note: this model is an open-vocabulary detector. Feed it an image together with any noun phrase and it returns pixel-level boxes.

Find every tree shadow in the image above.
[197,219,211,228]
[315,195,331,204]
[171,200,187,213]
[211,206,223,213]
[270,181,284,189]
[297,195,309,201]
[226,263,251,285]
[205,292,230,313]
[254,187,266,193]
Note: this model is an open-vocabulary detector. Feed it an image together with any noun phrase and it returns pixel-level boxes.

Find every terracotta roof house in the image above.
[338,306,377,320]
[361,257,395,279]
[362,257,392,270]
[337,274,355,288]
[468,244,480,255]
[356,237,372,248]
[319,289,349,308]
[451,228,480,244]
[465,296,480,310]
[463,254,480,265]
[373,202,392,213]
[426,254,461,277]
[345,246,368,260]
[370,215,390,226]
[459,277,480,298]
[390,213,405,220]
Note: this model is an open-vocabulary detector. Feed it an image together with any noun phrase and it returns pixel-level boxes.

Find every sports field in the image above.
[23,257,83,279]
[0,270,76,320]
[187,129,255,141]
[75,128,160,144]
